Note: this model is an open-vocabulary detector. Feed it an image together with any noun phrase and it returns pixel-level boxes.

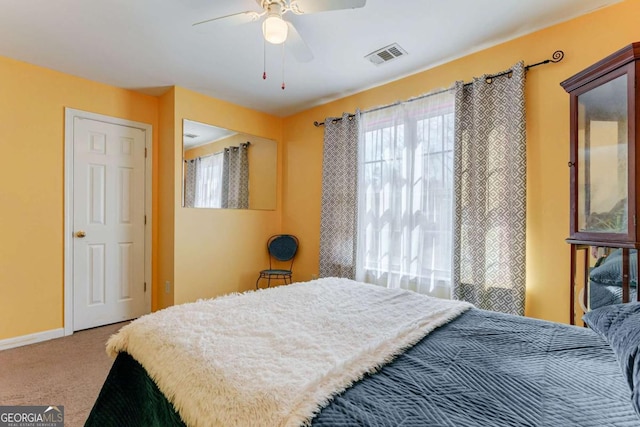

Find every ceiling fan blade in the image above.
[291,0,366,14]
[192,11,260,30]
[286,22,314,62]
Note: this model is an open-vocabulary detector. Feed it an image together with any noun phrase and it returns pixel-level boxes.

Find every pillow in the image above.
[583,302,640,417]
[589,249,637,287]
[583,301,640,337]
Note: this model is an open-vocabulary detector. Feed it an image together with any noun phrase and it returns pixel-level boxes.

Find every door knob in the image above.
[75,231,86,238]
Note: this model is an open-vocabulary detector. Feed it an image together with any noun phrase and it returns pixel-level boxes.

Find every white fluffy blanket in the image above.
[107,278,472,427]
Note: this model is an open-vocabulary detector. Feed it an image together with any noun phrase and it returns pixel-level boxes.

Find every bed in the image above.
[85,278,640,426]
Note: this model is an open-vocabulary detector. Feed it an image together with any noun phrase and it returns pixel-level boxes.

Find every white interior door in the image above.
[72,117,147,331]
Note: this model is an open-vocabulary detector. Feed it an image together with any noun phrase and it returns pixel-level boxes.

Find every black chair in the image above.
[256,234,299,289]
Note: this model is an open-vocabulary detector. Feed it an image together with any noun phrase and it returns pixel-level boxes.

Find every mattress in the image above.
[86,308,639,426]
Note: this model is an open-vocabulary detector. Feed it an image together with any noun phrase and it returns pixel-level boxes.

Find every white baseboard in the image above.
[0,328,65,351]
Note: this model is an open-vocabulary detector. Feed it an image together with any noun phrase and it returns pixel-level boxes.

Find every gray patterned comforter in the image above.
[312,308,639,426]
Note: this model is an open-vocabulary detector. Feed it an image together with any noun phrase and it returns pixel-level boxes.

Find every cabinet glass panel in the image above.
[577,74,628,233]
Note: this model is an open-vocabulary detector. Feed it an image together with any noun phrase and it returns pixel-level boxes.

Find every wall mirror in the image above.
[182,119,277,210]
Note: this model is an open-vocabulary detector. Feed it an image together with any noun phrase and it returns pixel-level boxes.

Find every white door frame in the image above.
[64,108,152,336]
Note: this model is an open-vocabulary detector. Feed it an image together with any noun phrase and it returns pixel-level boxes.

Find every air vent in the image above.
[365,43,408,66]
[183,133,199,139]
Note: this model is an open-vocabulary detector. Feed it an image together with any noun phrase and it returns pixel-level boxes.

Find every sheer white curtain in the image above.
[357,88,456,298]
[194,153,224,208]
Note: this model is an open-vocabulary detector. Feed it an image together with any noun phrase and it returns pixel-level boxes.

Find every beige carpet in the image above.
[0,322,127,427]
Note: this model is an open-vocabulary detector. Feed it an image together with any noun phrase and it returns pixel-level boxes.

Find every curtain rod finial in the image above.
[551,50,564,63]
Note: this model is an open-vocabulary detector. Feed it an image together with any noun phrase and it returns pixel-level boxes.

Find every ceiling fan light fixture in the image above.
[263,15,288,44]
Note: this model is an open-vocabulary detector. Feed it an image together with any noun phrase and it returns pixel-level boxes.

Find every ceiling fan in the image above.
[193,0,367,63]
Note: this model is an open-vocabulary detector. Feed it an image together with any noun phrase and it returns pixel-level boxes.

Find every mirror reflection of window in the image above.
[192,153,224,208]
[182,119,277,210]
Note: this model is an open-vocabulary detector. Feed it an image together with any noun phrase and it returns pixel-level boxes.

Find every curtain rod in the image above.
[183,141,251,162]
[313,50,564,127]
[225,141,251,150]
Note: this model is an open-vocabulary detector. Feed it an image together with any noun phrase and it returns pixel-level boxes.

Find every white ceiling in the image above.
[0,0,622,117]
[183,119,237,149]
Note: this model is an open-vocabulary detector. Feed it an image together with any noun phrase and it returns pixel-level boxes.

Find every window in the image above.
[358,91,455,298]
[194,153,224,208]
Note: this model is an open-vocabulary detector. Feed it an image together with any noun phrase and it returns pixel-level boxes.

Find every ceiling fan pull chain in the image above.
[263,37,267,80]
[281,41,286,90]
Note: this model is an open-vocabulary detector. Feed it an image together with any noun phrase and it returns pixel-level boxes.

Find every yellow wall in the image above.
[184,134,248,159]
[248,135,278,211]
[3,0,640,343]
[283,0,640,324]
[156,88,176,310]
[0,56,159,340]
[172,87,282,304]
[0,56,282,341]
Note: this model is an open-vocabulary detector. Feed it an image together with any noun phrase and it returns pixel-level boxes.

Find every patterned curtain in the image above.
[221,150,230,208]
[452,62,527,315]
[184,159,197,208]
[224,144,249,209]
[319,112,361,279]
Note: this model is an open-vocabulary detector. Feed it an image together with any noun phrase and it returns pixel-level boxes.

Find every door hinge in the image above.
[634,215,637,227]
[144,147,147,158]
[144,282,147,292]
[144,215,147,225]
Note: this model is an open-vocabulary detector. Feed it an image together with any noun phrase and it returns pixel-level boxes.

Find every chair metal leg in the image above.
[257,274,293,289]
